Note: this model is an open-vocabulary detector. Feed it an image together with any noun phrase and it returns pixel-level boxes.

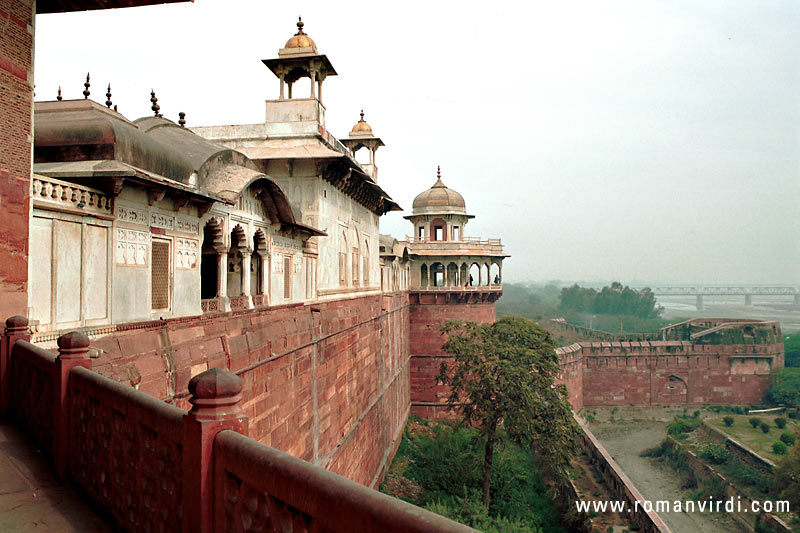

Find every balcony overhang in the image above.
[409,286,503,305]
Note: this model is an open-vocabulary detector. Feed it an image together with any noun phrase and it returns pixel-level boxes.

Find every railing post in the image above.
[182,367,249,533]
[54,331,91,480]
[1,316,30,417]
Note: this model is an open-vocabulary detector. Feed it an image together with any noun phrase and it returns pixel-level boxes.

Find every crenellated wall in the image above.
[556,338,784,410]
[58,292,409,487]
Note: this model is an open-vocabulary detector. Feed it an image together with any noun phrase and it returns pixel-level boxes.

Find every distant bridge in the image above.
[648,286,800,310]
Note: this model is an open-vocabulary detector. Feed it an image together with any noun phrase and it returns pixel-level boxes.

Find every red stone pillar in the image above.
[54,331,91,480]
[0,316,30,417]
[182,368,249,533]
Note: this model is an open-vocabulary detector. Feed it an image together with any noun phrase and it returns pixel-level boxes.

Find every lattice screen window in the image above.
[151,240,171,310]
[283,255,292,299]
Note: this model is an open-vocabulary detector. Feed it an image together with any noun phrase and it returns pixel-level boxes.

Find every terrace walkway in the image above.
[0,420,109,532]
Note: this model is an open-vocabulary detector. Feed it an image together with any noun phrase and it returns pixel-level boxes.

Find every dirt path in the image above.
[590,420,744,533]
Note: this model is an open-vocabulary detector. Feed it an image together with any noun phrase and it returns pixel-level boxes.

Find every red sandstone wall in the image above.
[555,344,584,410]
[85,292,410,487]
[0,0,34,319]
[574,342,783,407]
[408,300,496,419]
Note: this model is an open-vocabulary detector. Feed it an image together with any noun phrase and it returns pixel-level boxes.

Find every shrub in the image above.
[773,442,788,455]
[693,410,701,418]
[780,432,795,446]
[723,416,734,427]
[789,410,800,420]
[700,443,730,465]
[750,417,761,428]
[776,417,787,429]
[640,445,664,458]
[668,417,701,435]
[733,406,745,415]
[761,422,771,434]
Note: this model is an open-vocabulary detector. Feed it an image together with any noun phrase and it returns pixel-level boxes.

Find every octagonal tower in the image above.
[403,167,509,418]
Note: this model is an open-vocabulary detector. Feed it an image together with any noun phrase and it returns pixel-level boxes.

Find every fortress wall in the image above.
[579,342,783,406]
[0,1,33,321]
[408,300,496,419]
[84,292,410,487]
[555,344,584,410]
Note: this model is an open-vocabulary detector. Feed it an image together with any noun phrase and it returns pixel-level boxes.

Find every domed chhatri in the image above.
[284,17,317,51]
[350,110,373,135]
[411,166,467,215]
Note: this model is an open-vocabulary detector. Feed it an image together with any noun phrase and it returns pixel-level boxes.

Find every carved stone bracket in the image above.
[147,188,166,206]
[174,194,190,211]
[197,201,214,219]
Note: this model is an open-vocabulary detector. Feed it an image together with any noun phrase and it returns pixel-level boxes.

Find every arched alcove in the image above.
[469,263,480,286]
[201,219,224,300]
[490,263,501,285]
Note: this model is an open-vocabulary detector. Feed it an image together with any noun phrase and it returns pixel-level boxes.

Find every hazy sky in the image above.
[35,1,800,285]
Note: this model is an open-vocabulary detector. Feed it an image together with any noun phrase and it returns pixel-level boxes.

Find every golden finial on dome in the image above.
[283,16,317,50]
[437,165,441,179]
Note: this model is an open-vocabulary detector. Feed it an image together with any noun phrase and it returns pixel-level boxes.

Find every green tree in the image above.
[437,316,579,508]
[774,430,800,509]
[767,368,800,407]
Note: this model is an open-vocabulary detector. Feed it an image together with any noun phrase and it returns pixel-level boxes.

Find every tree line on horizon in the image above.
[559,281,663,319]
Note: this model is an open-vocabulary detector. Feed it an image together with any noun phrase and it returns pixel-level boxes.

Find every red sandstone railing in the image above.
[214,430,472,532]
[252,293,268,307]
[68,365,186,530]
[0,315,473,533]
[10,339,56,452]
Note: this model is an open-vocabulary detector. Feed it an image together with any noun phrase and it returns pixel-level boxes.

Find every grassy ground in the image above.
[706,414,799,463]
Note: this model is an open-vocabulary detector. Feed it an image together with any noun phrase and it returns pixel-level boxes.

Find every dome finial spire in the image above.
[296,16,305,34]
[437,165,441,179]
[360,109,365,121]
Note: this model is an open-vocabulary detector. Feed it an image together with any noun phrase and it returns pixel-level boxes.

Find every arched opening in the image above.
[469,263,480,286]
[286,76,313,99]
[353,146,370,166]
[201,219,223,300]
[431,262,445,287]
[430,218,447,241]
[460,263,468,287]
[490,263,501,285]
[483,263,490,286]
[227,225,246,297]
[447,262,459,287]
[420,264,428,288]
[252,229,268,300]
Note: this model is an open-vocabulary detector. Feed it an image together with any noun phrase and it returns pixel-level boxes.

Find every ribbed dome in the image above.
[411,167,466,215]
[350,110,373,135]
[284,18,317,50]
